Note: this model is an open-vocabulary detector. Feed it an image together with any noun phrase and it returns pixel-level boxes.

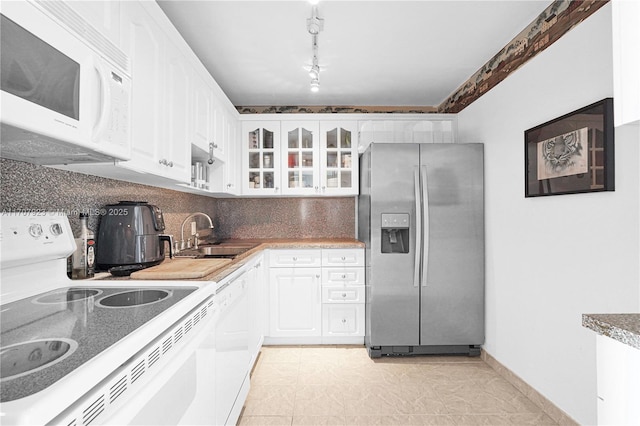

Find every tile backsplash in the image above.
[0,159,355,240]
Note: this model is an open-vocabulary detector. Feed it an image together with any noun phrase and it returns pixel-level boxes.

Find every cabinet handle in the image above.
[342,293,347,298]
[341,256,346,261]
[208,142,217,165]
[292,257,298,262]
[341,274,346,279]
[341,318,347,324]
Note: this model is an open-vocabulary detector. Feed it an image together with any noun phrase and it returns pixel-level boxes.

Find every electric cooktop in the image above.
[0,286,197,402]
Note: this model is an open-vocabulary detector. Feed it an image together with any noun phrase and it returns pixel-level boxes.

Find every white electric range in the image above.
[0,212,217,425]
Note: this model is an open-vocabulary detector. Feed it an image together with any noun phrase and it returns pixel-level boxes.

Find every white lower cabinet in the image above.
[322,304,364,337]
[596,334,640,425]
[320,248,365,344]
[268,266,322,338]
[265,248,364,345]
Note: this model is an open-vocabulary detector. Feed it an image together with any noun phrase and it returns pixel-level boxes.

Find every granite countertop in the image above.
[97,238,364,283]
[582,313,640,350]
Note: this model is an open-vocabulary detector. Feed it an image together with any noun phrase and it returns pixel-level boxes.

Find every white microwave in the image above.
[0,0,131,164]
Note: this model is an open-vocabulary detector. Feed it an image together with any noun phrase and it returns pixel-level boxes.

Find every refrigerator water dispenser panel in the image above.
[381,213,409,254]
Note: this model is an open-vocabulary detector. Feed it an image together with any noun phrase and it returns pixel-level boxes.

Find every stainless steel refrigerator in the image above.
[358,143,484,358]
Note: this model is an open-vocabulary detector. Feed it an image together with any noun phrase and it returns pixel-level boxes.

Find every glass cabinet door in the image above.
[243,122,280,193]
[281,121,319,194]
[321,121,358,195]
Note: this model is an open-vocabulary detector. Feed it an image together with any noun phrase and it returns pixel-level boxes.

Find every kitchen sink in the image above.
[176,242,259,259]
[197,246,251,257]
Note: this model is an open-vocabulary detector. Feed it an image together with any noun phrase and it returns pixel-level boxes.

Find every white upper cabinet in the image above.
[612,0,640,126]
[192,74,215,154]
[240,118,359,197]
[242,121,282,195]
[163,40,191,181]
[189,71,240,194]
[118,1,165,174]
[358,117,457,153]
[281,121,320,196]
[206,114,240,195]
[212,97,231,163]
[319,121,358,196]
[118,1,189,182]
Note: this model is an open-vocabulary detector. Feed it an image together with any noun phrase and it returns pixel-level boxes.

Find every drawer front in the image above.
[321,267,364,286]
[322,304,364,336]
[269,249,322,267]
[321,249,364,267]
[322,286,365,303]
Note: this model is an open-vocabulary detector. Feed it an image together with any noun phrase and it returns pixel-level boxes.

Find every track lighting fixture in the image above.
[309,63,320,80]
[306,5,323,92]
[310,78,320,93]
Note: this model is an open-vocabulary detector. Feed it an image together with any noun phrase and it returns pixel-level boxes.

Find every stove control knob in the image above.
[28,223,43,238]
[50,223,64,236]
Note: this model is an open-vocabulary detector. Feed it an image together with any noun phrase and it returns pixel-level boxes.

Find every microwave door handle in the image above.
[414,167,421,288]
[92,60,111,141]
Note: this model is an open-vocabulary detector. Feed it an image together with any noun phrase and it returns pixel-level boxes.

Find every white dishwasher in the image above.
[215,269,250,426]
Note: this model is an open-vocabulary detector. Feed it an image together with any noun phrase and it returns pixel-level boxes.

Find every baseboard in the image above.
[481,349,579,425]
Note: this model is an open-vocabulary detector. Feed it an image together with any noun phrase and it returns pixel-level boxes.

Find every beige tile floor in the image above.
[238,346,558,426]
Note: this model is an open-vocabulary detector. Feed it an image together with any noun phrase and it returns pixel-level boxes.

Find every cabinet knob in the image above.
[341,256,346,261]
[342,293,347,298]
[341,319,347,323]
[292,257,297,261]
[341,274,346,279]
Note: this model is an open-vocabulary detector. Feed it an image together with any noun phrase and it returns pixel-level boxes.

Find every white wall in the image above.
[457,3,640,425]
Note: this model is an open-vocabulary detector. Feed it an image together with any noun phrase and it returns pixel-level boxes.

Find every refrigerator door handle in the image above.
[420,165,429,287]
[414,167,422,288]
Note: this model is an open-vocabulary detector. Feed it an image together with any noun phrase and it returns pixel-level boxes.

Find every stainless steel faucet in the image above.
[179,212,214,251]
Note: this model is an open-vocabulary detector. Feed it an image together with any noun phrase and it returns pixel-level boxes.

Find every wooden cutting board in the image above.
[130,258,232,280]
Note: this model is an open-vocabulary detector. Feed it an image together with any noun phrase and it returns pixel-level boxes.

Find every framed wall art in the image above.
[525,98,614,197]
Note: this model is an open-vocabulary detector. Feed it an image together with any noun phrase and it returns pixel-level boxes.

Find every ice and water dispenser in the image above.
[381,213,410,253]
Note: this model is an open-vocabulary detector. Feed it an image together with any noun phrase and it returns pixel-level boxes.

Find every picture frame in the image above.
[525,98,614,197]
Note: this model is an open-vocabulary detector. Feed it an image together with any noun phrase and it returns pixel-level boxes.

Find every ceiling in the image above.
[157,0,550,108]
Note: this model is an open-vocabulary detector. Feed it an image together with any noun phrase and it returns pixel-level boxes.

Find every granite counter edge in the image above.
[582,313,640,350]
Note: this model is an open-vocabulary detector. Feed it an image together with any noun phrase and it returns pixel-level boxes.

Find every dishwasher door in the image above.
[215,272,250,426]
